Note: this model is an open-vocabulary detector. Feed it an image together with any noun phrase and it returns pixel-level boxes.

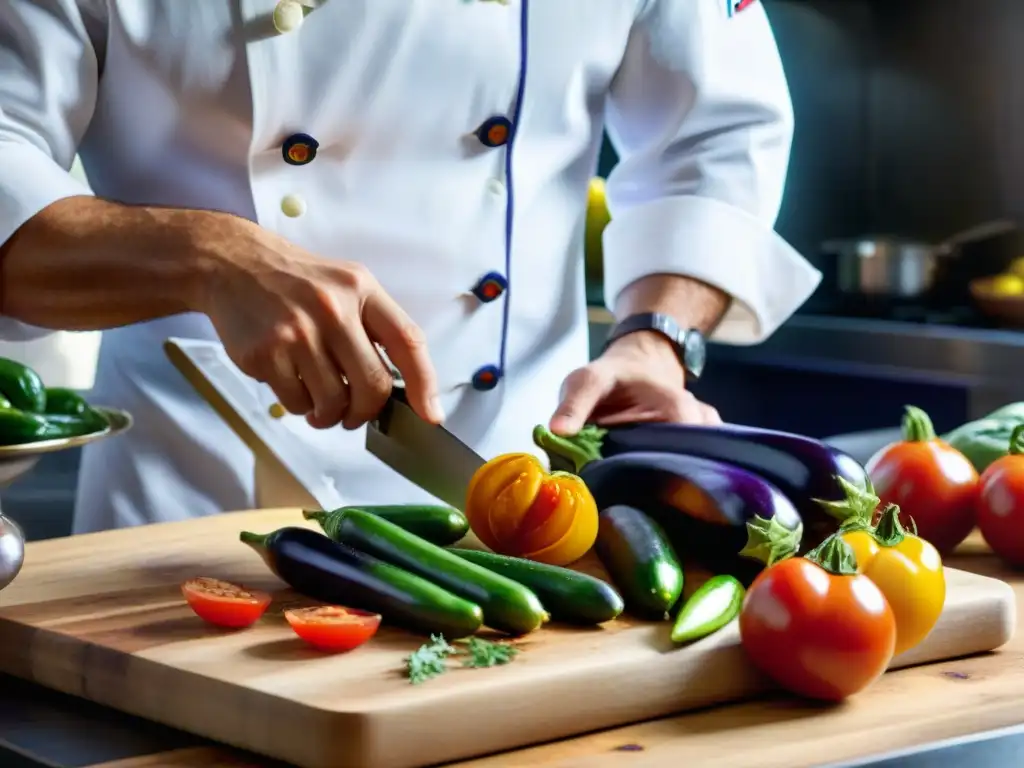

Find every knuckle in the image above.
[395,321,427,351]
[337,261,373,293]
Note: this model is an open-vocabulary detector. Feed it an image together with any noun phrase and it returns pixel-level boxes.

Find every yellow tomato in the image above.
[465,453,598,566]
[842,504,946,656]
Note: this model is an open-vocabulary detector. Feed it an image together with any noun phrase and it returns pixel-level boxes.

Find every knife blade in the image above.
[366,386,485,511]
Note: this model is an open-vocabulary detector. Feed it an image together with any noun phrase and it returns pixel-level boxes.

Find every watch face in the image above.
[683,330,706,379]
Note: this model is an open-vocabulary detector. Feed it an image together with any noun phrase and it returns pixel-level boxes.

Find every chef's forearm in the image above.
[0,196,225,330]
[613,274,730,335]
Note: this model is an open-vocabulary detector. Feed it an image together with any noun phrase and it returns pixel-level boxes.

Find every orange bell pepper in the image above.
[465,453,599,566]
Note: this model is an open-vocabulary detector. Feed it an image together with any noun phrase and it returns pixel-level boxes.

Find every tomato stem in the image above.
[871,504,908,547]
[1009,424,1024,456]
[901,405,937,442]
[804,533,858,576]
[533,424,605,474]
[813,475,880,531]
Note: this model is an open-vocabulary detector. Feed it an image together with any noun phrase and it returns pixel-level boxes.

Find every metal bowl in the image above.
[0,406,133,488]
[970,279,1024,327]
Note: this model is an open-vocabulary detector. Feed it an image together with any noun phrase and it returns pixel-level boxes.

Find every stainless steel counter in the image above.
[588,309,1024,420]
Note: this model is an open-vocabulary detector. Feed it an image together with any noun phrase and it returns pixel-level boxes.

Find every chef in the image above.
[0,0,820,533]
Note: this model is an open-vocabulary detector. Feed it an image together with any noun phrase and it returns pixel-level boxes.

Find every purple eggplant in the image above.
[535,423,871,544]
[578,451,803,581]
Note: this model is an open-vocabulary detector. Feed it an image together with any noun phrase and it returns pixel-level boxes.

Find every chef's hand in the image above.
[549,332,721,435]
[198,217,443,430]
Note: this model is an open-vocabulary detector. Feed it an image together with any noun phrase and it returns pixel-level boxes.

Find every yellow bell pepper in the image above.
[841,503,946,655]
[465,453,598,566]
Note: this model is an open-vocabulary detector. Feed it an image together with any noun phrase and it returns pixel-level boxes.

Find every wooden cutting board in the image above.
[0,509,1015,768]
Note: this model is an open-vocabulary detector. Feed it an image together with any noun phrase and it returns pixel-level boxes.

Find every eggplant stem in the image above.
[739,517,802,566]
[813,475,880,532]
[901,405,937,442]
[532,424,604,474]
[239,530,269,548]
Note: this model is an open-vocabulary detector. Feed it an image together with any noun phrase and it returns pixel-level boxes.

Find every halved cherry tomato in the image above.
[181,577,272,628]
[977,424,1024,567]
[284,606,381,652]
[739,534,896,702]
[465,452,598,566]
[865,405,978,554]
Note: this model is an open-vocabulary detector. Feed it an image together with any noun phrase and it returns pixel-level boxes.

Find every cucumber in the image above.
[305,505,469,547]
[0,358,45,413]
[448,548,624,625]
[594,505,684,620]
[44,388,109,430]
[327,509,549,635]
[240,527,483,638]
[670,575,744,644]
[0,410,76,445]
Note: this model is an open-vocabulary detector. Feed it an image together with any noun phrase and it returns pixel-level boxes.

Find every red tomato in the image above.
[977,439,1024,566]
[285,606,381,652]
[182,577,271,629]
[739,546,896,702]
[866,406,978,554]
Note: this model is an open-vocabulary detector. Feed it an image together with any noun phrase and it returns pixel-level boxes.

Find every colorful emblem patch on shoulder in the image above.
[726,0,757,16]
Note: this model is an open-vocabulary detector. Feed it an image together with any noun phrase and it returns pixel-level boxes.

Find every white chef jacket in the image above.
[0,0,821,533]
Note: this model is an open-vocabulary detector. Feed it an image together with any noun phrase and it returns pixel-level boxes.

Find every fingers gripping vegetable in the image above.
[977,424,1024,567]
[579,452,802,578]
[535,422,868,545]
[739,534,896,702]
[866,406,978,554]
[841,504,945,655]
[181,578,272,628]
[465,452,599,566]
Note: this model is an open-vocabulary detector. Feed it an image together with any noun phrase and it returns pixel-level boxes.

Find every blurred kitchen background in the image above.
[8,0,1024,540]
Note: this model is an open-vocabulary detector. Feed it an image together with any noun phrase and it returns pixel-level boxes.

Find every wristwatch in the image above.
[603,312,707,381]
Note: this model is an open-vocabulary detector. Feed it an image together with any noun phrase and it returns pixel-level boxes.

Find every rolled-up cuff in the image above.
[602,195,822,345]
[0,142,93,342]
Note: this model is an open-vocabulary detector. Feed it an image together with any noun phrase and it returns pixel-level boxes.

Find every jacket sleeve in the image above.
[601,0,821,344]
[0,0,101,341]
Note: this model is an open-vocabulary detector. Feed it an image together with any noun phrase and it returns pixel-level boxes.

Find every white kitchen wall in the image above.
[0,155,102,391]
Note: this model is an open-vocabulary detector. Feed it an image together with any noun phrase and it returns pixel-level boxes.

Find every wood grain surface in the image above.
[0,510,1013,768]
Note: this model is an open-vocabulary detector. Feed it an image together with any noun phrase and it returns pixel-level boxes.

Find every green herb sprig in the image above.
[404,634,520,684]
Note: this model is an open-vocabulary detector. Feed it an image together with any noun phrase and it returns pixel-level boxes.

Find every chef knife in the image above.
[365,385,485,511]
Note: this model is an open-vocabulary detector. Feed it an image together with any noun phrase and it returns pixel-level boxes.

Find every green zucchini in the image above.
[448,548,624,625]
[324,508,549,635]
[241,527,483,638]
[594,505,684,620]
[305,504,469,546]
[670,575,744,644]
[0,359,45,413]
[44,388,108,430]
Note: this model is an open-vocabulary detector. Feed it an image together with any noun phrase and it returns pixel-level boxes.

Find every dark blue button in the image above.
[471,272,508,303]
[471,365,501,391]
[282,133,319,166]
[474,116,512,148]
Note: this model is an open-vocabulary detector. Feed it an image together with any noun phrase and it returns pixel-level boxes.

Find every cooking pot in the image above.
[821,220,1020,300]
